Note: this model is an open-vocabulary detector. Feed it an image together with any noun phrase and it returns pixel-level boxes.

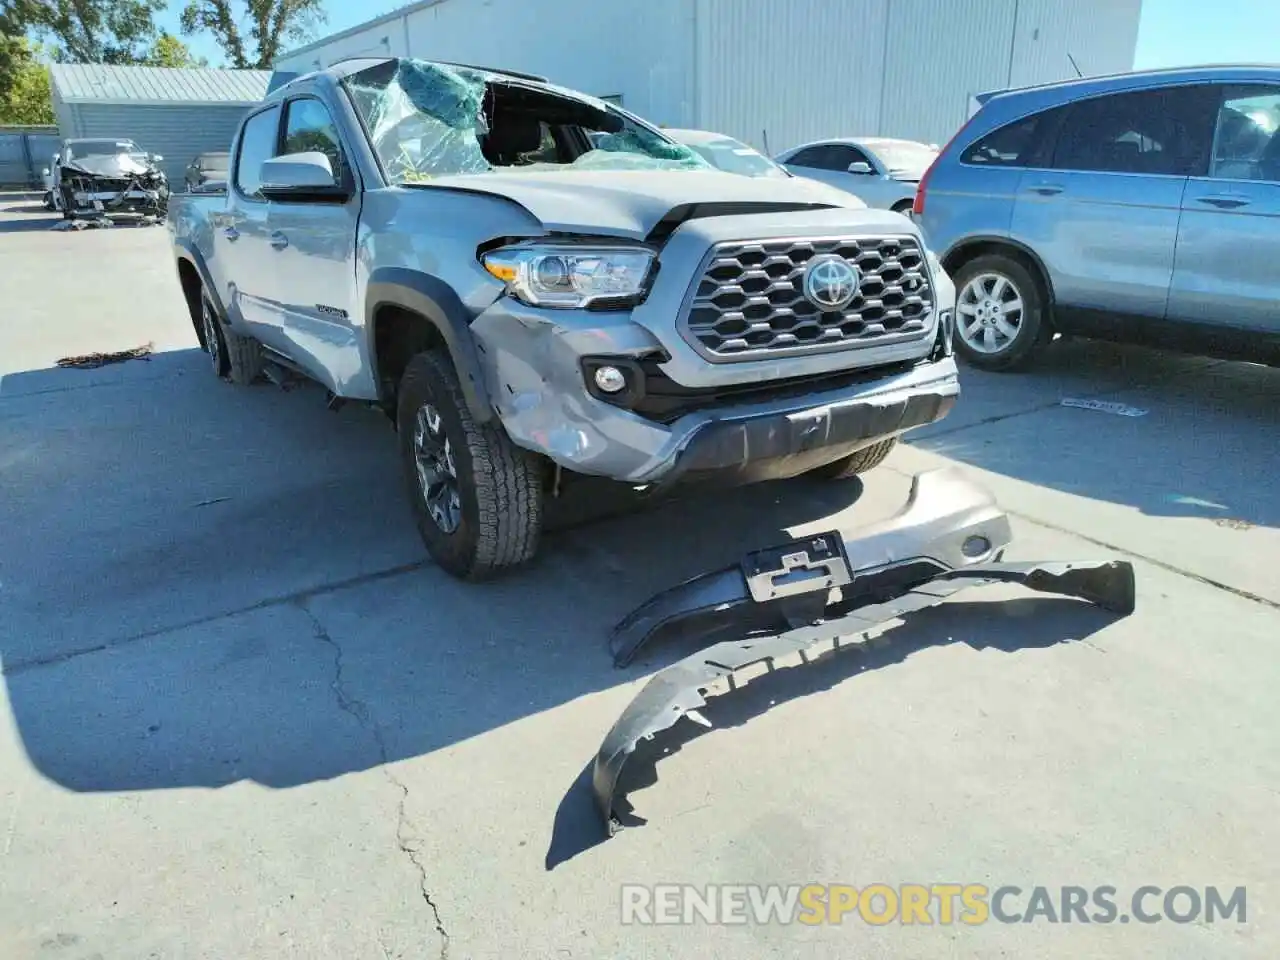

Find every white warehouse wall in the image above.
[275,0,1142,154]
[693,0,890,156]
[274,0,696,125]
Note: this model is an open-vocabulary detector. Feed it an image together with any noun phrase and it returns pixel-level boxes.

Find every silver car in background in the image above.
[775,137,938,212]
[914,64,1280,371]
[663,128,792,178]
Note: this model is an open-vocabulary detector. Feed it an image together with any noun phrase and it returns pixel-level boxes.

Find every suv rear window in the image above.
[960,114,1048,167]
[1049,88,1205,176]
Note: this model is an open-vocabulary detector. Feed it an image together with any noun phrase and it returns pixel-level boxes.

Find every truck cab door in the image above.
[259,95,365,395]
[219,103,289,353]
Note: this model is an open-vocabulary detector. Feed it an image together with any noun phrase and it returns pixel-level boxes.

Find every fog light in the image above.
[962,534,992,558]
[593,365,627,394]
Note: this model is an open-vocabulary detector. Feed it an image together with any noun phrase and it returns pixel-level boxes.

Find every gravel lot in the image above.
[1,197,1277,959]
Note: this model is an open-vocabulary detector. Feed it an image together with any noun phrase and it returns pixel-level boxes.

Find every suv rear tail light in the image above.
[912,112,982,218]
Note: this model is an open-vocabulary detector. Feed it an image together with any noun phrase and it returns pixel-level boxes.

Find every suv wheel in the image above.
[808,437,898,480]
[953,254,1051,371]
[396,349,543,580]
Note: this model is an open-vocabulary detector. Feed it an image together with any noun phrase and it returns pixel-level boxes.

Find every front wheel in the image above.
[199,292,262,384]
[952,254,1051,371]
[396,349,544,580]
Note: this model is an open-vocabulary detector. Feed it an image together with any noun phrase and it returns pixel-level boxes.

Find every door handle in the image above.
[1195,195,1250,209]
[222,225,239,241]
[1027,184,1064,196]
[269,231,289,250]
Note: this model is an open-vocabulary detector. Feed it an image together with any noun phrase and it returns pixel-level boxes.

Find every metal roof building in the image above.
[49,64,271,183]
[271,0,1144,153]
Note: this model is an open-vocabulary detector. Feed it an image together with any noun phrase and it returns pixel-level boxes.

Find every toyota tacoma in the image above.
[168,57,960,580]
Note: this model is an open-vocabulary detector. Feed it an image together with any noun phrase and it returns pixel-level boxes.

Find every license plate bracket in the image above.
[742,531,852,602]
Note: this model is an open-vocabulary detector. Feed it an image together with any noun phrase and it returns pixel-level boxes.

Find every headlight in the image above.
[481,243,656,309]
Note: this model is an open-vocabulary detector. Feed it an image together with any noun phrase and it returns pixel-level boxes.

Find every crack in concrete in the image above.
[297,601,451,960]
[1,559,433,677]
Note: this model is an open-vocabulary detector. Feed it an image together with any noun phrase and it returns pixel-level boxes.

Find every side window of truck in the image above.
[234,105,282,200]
[282,98,346,184]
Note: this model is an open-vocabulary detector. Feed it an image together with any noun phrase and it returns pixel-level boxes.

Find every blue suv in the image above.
[914,66,1280,371]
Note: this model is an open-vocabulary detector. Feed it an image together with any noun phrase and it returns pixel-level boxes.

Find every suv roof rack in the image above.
[321,55,547,84]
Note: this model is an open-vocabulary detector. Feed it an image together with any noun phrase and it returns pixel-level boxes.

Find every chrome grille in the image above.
[680,235,935,361]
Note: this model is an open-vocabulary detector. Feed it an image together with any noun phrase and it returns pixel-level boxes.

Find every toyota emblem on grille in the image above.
[802,255,860,311]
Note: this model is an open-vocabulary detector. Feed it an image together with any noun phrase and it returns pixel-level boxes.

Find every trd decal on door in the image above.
[316,304,349,318]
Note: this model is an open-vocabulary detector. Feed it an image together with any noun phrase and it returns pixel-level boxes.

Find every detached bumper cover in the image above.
[592,467,1136,834]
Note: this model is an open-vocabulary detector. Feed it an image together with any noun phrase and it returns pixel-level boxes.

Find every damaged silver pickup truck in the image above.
[168,57,960,580]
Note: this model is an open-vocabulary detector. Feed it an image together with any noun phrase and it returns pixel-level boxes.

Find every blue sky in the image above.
[162,0,1279,70]
[1133,0,1279,69]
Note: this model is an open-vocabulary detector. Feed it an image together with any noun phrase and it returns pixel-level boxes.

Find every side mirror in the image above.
[151,153,165,163]
[41,167,50,177]
[848,161,873,175]
[259,152,347,200]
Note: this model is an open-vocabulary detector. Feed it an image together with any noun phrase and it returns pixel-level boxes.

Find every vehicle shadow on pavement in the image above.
[545,595,1123,868]
[1,348,886,801]
[910,340,1280,530]
[0,206,57,233]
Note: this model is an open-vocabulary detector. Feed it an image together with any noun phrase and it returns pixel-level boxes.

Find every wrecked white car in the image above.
[49,138,169,221]
[169,57,960,580]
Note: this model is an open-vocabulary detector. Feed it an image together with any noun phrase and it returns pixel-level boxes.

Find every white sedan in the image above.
[662,128,793,179]
[774,137,938,212]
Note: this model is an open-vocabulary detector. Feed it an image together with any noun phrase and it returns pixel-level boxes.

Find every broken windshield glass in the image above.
[343,58,711,183]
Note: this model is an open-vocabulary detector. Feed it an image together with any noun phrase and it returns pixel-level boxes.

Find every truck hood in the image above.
[417,169,868,240]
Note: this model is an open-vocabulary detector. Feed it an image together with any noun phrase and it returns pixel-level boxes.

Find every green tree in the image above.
[16,0,167,64]
[146,30,207,67]
[0,36,53,124]
[180,0,324,69]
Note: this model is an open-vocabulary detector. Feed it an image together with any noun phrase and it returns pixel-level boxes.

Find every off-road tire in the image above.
[223,325,264,385]
[809,437,899,480]
[952,253,1052,372]
[396,349,543,580]
[200,292,230,378]
[200,290,263,385]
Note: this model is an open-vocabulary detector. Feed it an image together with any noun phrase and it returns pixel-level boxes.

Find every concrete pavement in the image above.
[1,201,1277,959]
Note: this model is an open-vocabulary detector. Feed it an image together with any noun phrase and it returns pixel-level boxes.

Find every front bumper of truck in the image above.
[474,304,958,486]
[591,467,1137,835]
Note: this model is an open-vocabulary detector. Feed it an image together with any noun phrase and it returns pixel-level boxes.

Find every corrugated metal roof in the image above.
[50,64,271,104]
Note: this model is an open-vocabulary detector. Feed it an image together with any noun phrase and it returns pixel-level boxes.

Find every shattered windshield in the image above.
[69,139,142,159]
[870,142,938,178]
[343,58,712,183]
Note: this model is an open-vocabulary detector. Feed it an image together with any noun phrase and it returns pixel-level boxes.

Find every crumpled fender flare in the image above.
[365,268,495,424]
